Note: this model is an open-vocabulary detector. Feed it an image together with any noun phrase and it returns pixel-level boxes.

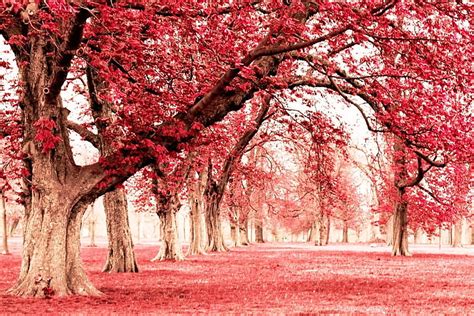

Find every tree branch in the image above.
[66,121,100,148]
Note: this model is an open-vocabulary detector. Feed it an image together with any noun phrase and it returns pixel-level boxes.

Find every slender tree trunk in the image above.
[9,217,20,237]
[342,220,349,243]
[391,195,411,256]
[317,215,326,246]
[308,221,318,243]
[452,218,463,247]
[102,189,138,272]
[88,218,96,247]
[1,192,9,255]
[255,219,264,243]
[324,215,331,245]
[152,207,184,261]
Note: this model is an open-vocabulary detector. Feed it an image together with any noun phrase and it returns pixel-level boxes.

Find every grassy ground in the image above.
[1,241,473,314]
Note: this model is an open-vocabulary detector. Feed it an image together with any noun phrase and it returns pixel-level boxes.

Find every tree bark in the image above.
[1,192,9,255]
[414,227,423,244]
[231,207,242,247]
[342,220,349,243]
[451,218,463,247]
[102,189,138,272]
[391,196,411,256]
[255,219,264,243]
[188,172,206,255]
[205,193,228,252]
[8,193,101,297]
[324,215,331,245]
[152,206,184,261]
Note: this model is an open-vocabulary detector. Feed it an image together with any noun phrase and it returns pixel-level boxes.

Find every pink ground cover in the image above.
[1,242,473,314]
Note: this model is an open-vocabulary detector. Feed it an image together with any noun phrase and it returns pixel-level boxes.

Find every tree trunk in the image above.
[9,217,20,237]
[342,220,349,243]
[231,207,242,247]
[317,215,326,246]
[1,192,9,255]
[240,227,249,245]
[308,221,318,243]
[385,215,394,246]
[188,175,206,256]
[391,198,411,256]
[452,219,463,247]
[255,219,264,243]
[8,193,101,297]
[152,207,184,261]
[102,189,138,272]
[414,227,423,244]
[324,215,331,245]
[205,196,228,252]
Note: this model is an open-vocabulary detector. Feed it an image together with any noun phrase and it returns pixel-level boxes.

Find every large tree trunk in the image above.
[188,173,206,256]
[391,197,411,256]
[205,196,228,252]
[308,221,318,243]
[8,192,101,297]
[255,219,264,243]
[102,189,138,272]
[152,207,184,261]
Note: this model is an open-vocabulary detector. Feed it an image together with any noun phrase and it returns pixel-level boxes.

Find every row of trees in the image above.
[0,0,472,297]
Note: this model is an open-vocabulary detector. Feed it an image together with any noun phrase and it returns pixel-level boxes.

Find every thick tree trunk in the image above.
[8,193,101,297]
[255,219,264,243]
[102,189,138,272]
[188,178,206,256]
[342,220,349,243]
[205,195,228,252]
[452,218,463,247]
[308,221,318,243]
[152,208,184,261]
[391,198,411,256]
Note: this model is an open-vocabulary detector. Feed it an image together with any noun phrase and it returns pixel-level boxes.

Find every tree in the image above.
[1,0,471,296]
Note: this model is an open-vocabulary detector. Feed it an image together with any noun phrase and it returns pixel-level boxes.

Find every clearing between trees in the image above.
[1,242,472,314]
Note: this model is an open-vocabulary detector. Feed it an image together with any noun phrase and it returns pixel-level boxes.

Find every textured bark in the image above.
[188,172,206,255]
[102,188,138,272]
[152,206,184,261]
[392,197,411,256]
[1,192,9,255]
[8,194,101,297]
[316,214,327,246]
[205,192,228,252]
